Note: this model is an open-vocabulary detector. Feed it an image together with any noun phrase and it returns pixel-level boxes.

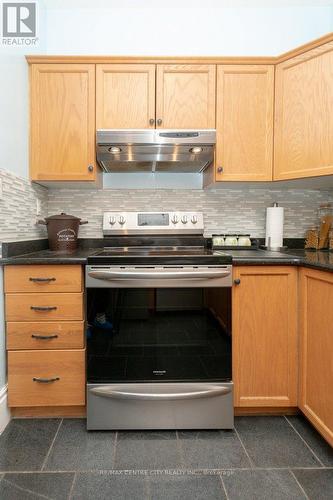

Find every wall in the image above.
[0,266,10,433]
[45,2,333,56]
[0,267,5,390]
[47,187,333,239]
[0,169,48,241]
[0,6,46,179]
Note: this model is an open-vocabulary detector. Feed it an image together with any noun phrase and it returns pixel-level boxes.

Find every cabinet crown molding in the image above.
[25,32,333,65]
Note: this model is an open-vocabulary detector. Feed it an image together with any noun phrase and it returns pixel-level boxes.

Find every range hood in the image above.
[96,129,216,174]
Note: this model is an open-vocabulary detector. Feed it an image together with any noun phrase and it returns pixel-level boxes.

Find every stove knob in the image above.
[118,216,126,225]
[171,215,178,224]
[109,216,116,225]
[181,215,188,224]
[191,215,198,224]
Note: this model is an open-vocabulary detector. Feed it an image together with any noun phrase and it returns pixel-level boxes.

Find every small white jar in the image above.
[212,235,225,247]
[238,234,251,246]
[225,235,238,246]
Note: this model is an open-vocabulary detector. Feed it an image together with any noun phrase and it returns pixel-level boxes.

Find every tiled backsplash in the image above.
[48,187,333,238]
[1,169,333,241]
[0,169,47,241]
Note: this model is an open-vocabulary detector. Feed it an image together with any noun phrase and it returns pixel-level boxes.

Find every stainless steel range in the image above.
[86,212,233,430]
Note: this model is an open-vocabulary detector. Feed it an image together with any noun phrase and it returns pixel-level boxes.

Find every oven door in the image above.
[86,265,232,385]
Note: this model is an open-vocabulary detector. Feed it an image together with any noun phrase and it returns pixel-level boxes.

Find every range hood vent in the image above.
[96,129,216,174]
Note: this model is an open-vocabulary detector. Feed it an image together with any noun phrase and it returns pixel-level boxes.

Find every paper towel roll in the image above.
[265,205,284,248]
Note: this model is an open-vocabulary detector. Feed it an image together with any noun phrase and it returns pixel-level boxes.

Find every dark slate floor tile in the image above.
[0,419,60,472]
[235,417,321,467]
[44,419,116,471]
[287,415,333,466]
[114,431,181,470]
[148,474,226,500]
[222,469,306,500]
[293,469,333,500]
[71,472,148,500]
[178,430,251,469]
[1,472,74,500]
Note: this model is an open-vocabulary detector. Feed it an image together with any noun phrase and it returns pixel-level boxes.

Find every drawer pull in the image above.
[31,334,59,340]
[29,277,56,283]
[32,377,60,383]
[30,306,57,312]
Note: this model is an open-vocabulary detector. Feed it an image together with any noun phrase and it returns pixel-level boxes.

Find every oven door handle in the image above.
[87,269,230,280]
[89,385,231,401]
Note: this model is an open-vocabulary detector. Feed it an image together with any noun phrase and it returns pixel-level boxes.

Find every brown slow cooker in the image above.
[38,213,88,252]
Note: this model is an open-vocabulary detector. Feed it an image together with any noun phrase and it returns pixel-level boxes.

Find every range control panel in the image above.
[102,212,204,235]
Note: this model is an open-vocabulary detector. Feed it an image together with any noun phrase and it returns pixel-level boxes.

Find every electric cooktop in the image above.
[88,246,232,266]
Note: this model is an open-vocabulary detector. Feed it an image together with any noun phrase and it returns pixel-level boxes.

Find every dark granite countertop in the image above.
[220,248,333,272]
[285,249,333,272]
[0,248,94,265]
[1,240,333,272]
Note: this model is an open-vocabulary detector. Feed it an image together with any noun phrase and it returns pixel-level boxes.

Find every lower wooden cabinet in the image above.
[4,264,86,411]
[299,268,333,447]
[8,350,85,407]
[232,266,298,407]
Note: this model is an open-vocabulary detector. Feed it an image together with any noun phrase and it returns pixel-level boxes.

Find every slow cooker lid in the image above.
[45,212,81,221]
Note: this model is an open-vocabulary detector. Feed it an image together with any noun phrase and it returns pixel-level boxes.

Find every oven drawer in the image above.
[87,382,233,430]
[7,321,85,350]
[8,349,86,407]
[5,293,84,321]
[4,265,83,293]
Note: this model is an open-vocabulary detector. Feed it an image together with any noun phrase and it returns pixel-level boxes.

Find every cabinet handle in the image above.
[31,334,59,340]
[234,279,241,285]
[29,277,56,283]
[30,306,57,311]
[88,165,94,172]
[33,377,60,383]
[217,166,224,174]
[149,118,155,125]
[157,118,162,126]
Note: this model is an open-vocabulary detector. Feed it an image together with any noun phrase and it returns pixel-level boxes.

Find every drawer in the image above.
[7,321,85,350]
[4,265,83,293]
[8,349,86,407]
[5,293,84,321]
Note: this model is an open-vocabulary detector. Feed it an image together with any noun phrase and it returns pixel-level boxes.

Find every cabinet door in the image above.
[156,65,215,129]
[216,65,274,181]
[274,41,333,180]
[30,64,96,182]
[233,266,298,407]
[299,268,333,447]
[96,64,156,129]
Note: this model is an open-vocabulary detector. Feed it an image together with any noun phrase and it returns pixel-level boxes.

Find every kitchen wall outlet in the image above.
[36,198,42,215]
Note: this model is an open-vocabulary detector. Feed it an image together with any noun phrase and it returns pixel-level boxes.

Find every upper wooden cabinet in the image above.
[299,268,333,447]
[156,65,216,129]
[96,64,156,129]
[274,41,333,180]
[215,65,274,181]
[27,33,333,184]
[233,266,298,407]
[30,64,97,182]
[95,63,215,130]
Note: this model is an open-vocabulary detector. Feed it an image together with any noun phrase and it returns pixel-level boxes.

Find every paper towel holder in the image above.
[261,202,288,252]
